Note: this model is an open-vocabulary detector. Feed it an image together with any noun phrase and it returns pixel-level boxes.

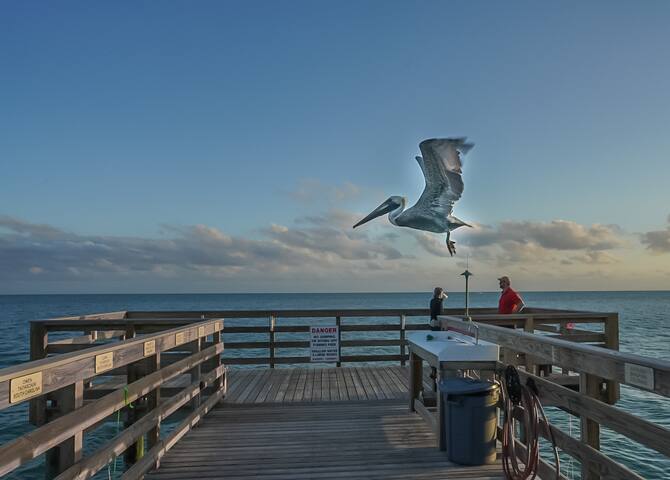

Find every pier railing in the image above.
[8,307,623,479]
[31,307,615,369]
[0,319,225,479]
[441,316,669,480]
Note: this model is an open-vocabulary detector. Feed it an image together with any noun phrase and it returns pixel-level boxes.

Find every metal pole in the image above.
[465,274,469,316]
[461,269,473,317]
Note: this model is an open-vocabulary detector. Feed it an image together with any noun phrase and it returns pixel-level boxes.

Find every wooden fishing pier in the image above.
[1,307,669,479]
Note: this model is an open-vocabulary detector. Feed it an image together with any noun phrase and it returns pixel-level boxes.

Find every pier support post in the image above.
[603,314,620,404]
[213,323,226,403]
[29,322,48,426]
[146,352,161,454]
[45,381,84,478]
[400,315,406,366]
[580,373,601,480]
[269,315,276,368]
[123,325,141,466]
[189,335,202,409]
[336,316,342,367]
[523,317,537,375]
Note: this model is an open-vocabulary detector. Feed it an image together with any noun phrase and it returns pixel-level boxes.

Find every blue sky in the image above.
[1,1,669,293]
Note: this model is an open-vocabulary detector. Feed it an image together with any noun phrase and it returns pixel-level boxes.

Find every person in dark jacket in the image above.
[428,287,447,385]
[429,287,447,331]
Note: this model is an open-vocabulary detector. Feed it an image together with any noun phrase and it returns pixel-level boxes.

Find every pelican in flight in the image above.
[353,138,474,256]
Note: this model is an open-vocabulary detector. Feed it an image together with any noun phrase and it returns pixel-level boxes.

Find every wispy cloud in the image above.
[0,212,406,290]
[410,219,627,266]
[461,220,625,251]
[640,214,670,253]
[1,212,664,293]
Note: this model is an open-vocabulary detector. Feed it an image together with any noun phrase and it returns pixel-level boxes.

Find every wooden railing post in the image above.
[400,315,406,366]
[123,325,140,466]
[580,372,601,480]
[45,381,84,478]
[523,317,537,375]
[188,336,202,409]
[336,316,342,367]
[269,315,276,368]
[213,322,226,402]
[29,322,48,426]
[146,351,161,467]
[604,314,620,404]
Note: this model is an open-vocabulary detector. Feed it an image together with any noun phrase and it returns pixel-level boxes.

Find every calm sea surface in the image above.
[1,292,669,479]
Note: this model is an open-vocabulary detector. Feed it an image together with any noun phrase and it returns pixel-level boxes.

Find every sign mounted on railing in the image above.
[10,372,43,403]
[144,340,156,357]
[310,326,339,363]
[625,363,655,390]
[95,352,114,373]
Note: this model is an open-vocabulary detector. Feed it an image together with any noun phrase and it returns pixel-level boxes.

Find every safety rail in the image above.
[440,316,668,480]
[0,319,225,479]
[30,308,615,369]
[17,307,619,479]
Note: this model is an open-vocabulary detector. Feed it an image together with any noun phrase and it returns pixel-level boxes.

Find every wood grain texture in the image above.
[221,366,435,405]
[1,319,221,410]
[144,400,504,480]
[0,344,223,477]
[440,316,670,397]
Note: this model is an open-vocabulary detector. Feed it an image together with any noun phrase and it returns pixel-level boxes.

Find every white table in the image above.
[407,329,499,451]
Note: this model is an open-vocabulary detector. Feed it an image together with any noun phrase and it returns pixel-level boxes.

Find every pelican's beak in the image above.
[353,197,398,228]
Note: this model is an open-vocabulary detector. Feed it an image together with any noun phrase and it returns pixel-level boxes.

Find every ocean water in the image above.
[1,291,669,479]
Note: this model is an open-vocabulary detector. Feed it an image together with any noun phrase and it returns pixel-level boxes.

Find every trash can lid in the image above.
[438,377,498,395]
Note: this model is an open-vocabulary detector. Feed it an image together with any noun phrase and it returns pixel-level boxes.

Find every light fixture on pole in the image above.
[461,258,473,316]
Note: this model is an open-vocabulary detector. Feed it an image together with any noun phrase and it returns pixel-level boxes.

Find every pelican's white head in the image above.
[353,196,405,228]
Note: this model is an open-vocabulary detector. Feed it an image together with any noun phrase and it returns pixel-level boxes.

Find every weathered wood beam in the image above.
[0,344,222,477]
[120,388,224,480]
[53,366,223,480]
[0,319,221,410]
[440,316,670,397]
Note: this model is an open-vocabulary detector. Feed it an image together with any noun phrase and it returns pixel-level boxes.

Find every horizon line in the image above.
[1,289,669,296]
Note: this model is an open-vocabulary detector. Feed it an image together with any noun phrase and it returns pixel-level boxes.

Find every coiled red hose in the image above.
[500,367,560,480]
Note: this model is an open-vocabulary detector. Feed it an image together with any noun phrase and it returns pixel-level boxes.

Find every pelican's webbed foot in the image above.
[446,234,456,256]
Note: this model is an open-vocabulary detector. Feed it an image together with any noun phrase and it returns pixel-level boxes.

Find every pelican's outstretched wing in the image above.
[407,138,473,220]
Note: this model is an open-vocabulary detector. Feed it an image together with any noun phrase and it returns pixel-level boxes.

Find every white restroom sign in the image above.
[310,326,339,362]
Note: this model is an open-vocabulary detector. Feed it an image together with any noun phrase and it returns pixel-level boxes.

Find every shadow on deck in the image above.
[145,366,503,480]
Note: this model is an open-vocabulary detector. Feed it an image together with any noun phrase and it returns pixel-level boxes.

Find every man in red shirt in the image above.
[498,276,524,314]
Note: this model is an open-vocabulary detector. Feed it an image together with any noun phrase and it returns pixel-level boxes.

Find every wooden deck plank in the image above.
[283,367,302,402]
[329,368,341,400]
[221,366,441,405]
[350,367,368,400]
[236,369,269,403]
[303,367,314,401]
[146,399,503,480]
[343,367,360,400]
[322,368,330,402]
[292,367,308,402]
[353,366,375,399]
[315,368,323,402]
[253,369,278,403]
[272,368,296,403]
[264,369,288,403]
[335,367,348,401]
[370,366,395,398]
[381,366,406,396]
[223,369,253,403]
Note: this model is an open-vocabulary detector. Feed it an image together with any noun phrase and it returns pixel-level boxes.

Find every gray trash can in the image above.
[439,378,499,465]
